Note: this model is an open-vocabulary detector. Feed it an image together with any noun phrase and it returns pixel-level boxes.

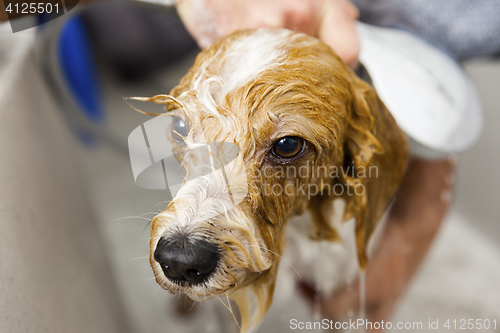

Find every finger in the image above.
[176,0,219,48]
[318,0,360,67]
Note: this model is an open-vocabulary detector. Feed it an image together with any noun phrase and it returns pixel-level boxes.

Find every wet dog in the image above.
[143,28,408,332]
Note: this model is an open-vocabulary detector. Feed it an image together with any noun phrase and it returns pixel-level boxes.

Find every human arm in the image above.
[300,158,455,325]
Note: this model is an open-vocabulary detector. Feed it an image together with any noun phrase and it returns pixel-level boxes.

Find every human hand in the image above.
[176,0,360,66]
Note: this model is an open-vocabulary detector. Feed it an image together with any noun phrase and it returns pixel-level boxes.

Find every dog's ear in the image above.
[344,75,408,268]
[310,74,408,269]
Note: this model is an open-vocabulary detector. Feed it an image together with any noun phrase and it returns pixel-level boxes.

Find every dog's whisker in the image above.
[220,243,248,267]
[246,244,302,279]
[139,212,160,216]
[142,277,157,281]
[112,215,151,222]
[225,292,235,316]
[128,256,149,261]
[153,200,171,208]
[216,295,240,329]
[242,232,270,270]
[218,226,266,269]
[188,299,197,312]
[131,262,153,269]
[152,284,163,297]
[141,220,153,235]
[239,50,256,84]
[224,266,237,282]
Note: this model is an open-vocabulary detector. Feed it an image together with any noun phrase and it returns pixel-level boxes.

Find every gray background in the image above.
[1,18,499,333]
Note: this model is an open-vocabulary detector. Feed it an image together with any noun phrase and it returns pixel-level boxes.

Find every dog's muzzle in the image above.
[154,235,220,286]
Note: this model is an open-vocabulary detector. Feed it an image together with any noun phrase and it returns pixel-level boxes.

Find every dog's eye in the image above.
[272,136,304,158]
[171,117,189,142]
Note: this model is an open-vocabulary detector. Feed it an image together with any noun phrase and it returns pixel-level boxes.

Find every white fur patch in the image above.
[281,199,360,297]
[218,29,294,92]
[277,199,387,299]
[190,29,304,115]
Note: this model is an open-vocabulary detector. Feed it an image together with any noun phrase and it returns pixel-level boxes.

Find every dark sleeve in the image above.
[352,0,500,60]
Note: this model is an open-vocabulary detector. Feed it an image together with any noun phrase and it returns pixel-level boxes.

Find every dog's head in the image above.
[145,29,408,331]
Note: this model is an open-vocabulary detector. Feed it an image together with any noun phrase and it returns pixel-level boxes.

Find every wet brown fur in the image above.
[147,29,408,332]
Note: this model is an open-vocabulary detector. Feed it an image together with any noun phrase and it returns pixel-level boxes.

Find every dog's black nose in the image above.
[154,236,219,285]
